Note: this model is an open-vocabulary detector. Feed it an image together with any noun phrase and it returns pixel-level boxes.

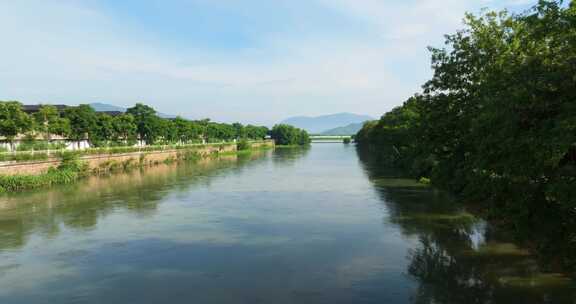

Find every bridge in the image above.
[310,135,353,143]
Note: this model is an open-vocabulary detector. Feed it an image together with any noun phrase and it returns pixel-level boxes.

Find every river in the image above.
[0,144,573,303]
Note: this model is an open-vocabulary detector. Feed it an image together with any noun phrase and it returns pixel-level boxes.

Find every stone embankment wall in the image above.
[0,141,274,176]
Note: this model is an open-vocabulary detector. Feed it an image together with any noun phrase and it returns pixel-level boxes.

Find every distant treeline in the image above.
[0,102,310,148]
[356,1,575,271]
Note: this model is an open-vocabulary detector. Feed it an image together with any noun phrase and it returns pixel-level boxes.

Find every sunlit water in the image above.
[0,144,573,303]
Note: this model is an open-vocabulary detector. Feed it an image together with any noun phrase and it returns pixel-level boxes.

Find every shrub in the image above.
[237,140,251,151]
[270,124,310,146]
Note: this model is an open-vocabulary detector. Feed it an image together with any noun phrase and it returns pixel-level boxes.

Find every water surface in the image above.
[0,145,573,303]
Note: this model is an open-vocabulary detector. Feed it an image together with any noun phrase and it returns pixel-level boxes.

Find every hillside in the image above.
[89,102,177,119]
[281,113,373,134]
[321,122,367,136]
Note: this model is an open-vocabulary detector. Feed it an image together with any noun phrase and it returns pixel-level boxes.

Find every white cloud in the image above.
[0,0,534,124]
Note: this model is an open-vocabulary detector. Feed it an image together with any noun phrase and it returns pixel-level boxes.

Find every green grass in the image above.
[0,156,88,193]
[0,169,76,192]
[0,141,274,193]
[236,140,251,151]
[498,273,573,288]
[373,178,430,188]
[0,141,273,163]
[0,152,49,162]
[393,212,476,223]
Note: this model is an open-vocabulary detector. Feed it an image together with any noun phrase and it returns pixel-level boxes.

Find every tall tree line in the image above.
[356,1,575,271]
[0,102,269,148]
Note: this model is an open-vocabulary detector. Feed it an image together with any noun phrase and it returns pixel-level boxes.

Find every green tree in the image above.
[232,122,245,139]
[93,113,115,146]
[205,123,235,142]
[298,129,310,146]
[49,116,71,140]
[0,101,33,150]
[173,117,200,143]
[195,119,211,143]
[33,105,57,140]
[158,118,177,144]
[63,104,98,148]
[112,114,137,144]
[356,0,576,271]
[270,124,309,146]
[245,125,269,140]
[126,103,160,145]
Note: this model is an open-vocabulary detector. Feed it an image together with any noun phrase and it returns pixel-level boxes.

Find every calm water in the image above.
[0,144,574,303]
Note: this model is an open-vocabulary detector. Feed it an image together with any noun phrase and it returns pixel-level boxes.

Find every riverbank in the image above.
[0,140,274,193]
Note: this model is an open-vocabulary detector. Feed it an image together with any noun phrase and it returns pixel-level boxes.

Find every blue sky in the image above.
[0,0,534,125]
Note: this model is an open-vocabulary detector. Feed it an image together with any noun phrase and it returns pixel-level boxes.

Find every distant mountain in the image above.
[89,102,126,112]
[321,122,366,136]
[280,113,374,134]
[89,102,177,119]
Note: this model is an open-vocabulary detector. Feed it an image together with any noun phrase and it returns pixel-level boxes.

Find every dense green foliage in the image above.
[63,104,98,145]
[0,101,33,148]
[0,101,269,149]
[236,139,251,151]
[33,105,71,140]
[270,124,310,146]
[126,103,159,144]
[17,135,67,151]
[356,1,576,271]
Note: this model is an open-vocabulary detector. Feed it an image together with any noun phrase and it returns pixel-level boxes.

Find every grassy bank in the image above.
[217,143,274,157]
[0,142,242,163]
[0,142,273,193]
[0,153,88,192]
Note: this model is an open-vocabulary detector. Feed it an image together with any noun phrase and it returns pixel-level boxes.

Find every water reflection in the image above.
[356,147,576,303]
[271,146,311,167]
[0,145,573,303]
[0,152,272,252]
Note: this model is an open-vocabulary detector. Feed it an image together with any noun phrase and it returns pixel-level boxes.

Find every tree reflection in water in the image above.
[356,147,575,304]
[0,151,272,253]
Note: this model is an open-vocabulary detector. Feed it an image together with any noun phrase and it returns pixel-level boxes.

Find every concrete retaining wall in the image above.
[0,141,274,176]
